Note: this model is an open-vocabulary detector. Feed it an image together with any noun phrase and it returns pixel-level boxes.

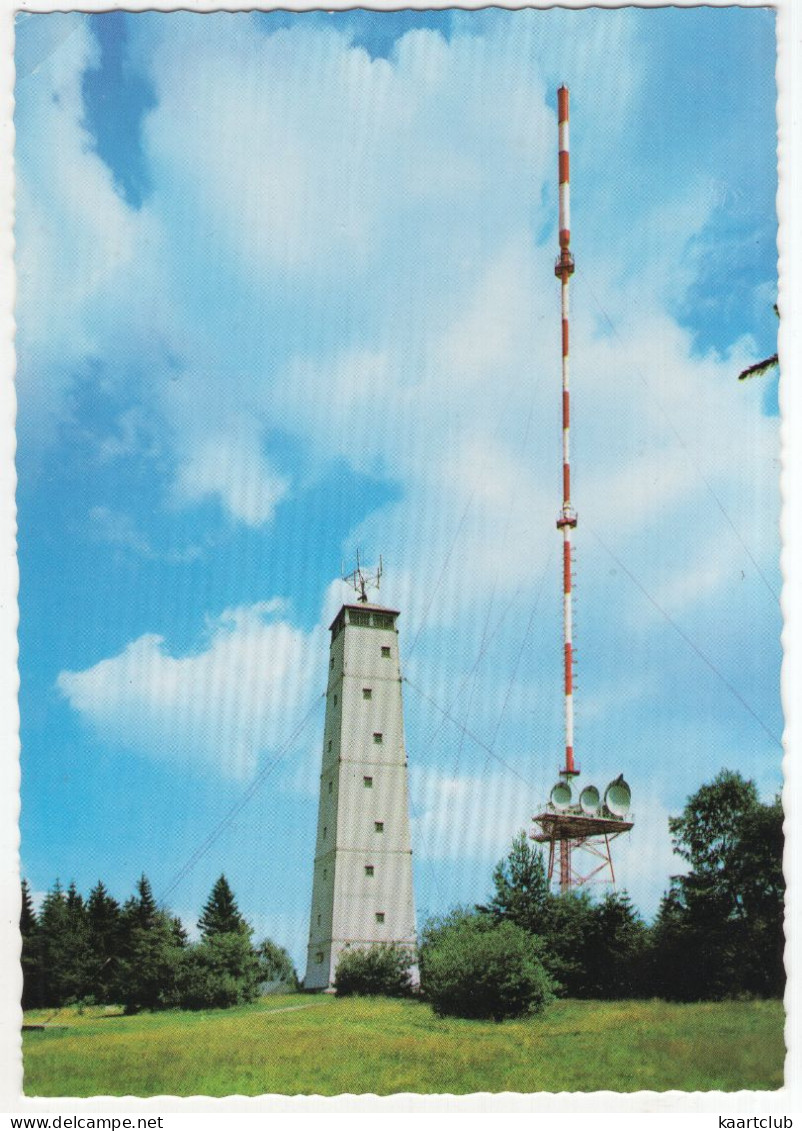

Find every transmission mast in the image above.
[532,86,633,892]
[554,84,579,888]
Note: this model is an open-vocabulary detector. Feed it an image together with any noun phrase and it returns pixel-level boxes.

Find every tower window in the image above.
[375,821,384,833]
[315,951,324,963]
[328,740,332,752]
[323,868,328,880]
[330,657,334,668]
[381,646,391,658]
[373,732,383,744]
[363,688,372,699]
[375,912,385,923]
[365,865,374,877]
[364,776,373,788]
[317,914,321,926]
[323,826,327,839]
[333,694,338,705]
[328,780,333,794]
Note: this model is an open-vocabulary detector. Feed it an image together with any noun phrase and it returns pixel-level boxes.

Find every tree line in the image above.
[21,770,784,1018]
[21,873,297,1013]
[334,770,785,1017]
[476,768,784,1005]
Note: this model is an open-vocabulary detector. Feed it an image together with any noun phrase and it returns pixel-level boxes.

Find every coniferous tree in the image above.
[116,875,182,1013]
[86,881,123,1004]
[582,891,648,999]
[36,881,73,1006]
[20,879,40,1010]
[171,915,190,948]
[178,876,261,1010]
[198,875,249,937]
[64,881,91,1001]
[479,835,645,998]
[478,831,551,935]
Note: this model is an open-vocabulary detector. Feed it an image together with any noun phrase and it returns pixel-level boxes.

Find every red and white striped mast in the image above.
[555,84,579,890]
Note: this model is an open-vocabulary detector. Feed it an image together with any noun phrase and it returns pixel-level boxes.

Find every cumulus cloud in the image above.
[173,426,289,528]
[21,11,782,894]
[57,602,325,780]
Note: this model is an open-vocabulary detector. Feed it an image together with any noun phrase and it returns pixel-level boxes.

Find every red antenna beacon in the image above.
[532,86,633,892]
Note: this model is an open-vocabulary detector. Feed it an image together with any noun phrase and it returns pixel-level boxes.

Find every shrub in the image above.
[334,943,415,997]
[419,909,554,1021]
[258,938,299,992]
[178,933,262,1011]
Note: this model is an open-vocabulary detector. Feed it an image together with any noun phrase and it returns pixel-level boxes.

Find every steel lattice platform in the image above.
[531,811,633,842]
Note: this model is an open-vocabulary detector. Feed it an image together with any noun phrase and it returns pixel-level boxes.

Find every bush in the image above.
[334,943,415,997]
[178,933,262,1011]
[419,909,554,1021]
[258,938,299,992]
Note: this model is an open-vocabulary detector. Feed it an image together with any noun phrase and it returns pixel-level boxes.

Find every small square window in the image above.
[375,821,384,833]
[364,776,373,788]
[381,646,391,658]
[363,688,372,699]
[375,912,385,924]
[365,865,374,877]
[373,732,383,744]
[315,951,324,963]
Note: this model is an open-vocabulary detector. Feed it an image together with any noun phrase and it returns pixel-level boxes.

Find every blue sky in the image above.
[15,7,781,968]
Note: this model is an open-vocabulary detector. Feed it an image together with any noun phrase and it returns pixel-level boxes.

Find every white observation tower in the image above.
[304,560,417,990]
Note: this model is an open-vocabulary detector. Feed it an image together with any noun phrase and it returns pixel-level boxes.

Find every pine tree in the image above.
[198,875,250,938]
[582,891,648,999]
[127,874,159,929]
[171,916,190,948]
[20,879,40,1010]
[63,881,91,1002]
[478,831,551,935]
[177,876,261,1009]
[116,875,182,1013]
[86,881,123,1004]
[37,880,80,1006]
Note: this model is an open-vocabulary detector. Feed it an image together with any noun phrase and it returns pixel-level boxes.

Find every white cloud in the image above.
[89,505,202,563]
[19,12,782,893]
[15,17,141,444]
[173,426,289,527]
[57,602,325,780]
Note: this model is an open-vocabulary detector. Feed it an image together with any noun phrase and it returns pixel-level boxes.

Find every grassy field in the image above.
[23,995,784,1096]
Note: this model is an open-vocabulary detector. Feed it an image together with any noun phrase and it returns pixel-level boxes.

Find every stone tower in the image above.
[304,601,416,990]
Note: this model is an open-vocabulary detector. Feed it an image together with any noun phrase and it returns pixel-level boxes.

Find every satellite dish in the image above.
[579,784,600,815]
[550,780,573,811]
[604,775,631,817]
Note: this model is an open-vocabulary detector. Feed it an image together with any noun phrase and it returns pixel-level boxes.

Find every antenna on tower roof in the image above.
[342,551,383,603]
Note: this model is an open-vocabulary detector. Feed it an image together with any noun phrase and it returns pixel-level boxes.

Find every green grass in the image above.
[23,995,784,1096]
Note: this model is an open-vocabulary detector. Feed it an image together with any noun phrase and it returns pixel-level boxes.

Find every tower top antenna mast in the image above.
[342,551,383,603]
[555,83,578,782]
